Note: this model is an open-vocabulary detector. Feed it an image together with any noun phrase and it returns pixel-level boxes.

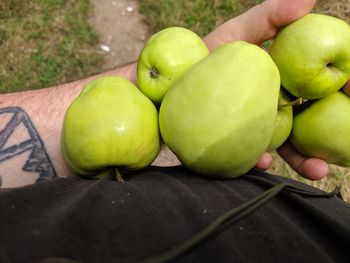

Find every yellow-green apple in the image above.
[61,76,161,178]
[269,14,350,99]
[290,91,350,166]
[267,88,293,151]
[137,27,209,104]
[159,41,280,178]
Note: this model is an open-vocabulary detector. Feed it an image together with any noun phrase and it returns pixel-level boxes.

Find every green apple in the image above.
[267,88,293,151]
[159,41,280,178]
[290,91,350,167]
[61,76,161,178]
[137,27,209,104]
[269,14,350,99]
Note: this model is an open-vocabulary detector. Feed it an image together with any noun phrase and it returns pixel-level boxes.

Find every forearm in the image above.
[0,62,136,188]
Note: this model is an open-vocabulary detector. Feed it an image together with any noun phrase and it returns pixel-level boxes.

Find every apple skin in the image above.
[159,41,280,178]
[290,91,350,167]
[137,27,209,104]
[269,14,350,99]
[61,76,161,177]
[267,88,293,151]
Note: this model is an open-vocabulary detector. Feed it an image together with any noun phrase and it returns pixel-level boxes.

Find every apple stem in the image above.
[150,67,159,79]
[278,98,306,110]
[115,168,124,182]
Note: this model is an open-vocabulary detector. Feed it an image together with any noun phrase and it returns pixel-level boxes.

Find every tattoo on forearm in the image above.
[0,107,56,186]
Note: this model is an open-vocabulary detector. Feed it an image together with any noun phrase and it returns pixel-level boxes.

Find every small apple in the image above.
[267,88,293,151]
[290,91,350,167]
[269,14,350,99]
[137,27,209,104]
[61,76,161,178]
[159,41,280,178]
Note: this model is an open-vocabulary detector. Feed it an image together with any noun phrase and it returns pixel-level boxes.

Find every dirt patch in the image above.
[89,0,149,71]
[314,0,350,23]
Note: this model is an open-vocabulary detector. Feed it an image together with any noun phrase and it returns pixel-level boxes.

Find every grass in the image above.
[0,0,103,93]
[139,0,263,37]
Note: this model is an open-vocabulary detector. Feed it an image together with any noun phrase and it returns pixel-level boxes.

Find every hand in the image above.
[203,0,333,180]
[278,80,350,180]
[203,0,316,50]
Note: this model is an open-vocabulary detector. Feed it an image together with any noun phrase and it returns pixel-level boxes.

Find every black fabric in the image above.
[0,166,350,263]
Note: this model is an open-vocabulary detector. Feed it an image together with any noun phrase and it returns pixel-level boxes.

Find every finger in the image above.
[277,142,329,181]
[343,81,350,96]
[255,152,273,170]
[203,0,316,50]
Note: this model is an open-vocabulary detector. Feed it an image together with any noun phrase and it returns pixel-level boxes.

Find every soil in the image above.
[314,0,350,23]
[89,0,149,71]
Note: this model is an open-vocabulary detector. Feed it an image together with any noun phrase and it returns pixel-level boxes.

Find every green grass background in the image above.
[0,0,102,93]
[139,0,263,37]
[1,0,349,201]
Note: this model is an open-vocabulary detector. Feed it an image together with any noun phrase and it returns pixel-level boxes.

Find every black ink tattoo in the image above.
[0,107,56,183]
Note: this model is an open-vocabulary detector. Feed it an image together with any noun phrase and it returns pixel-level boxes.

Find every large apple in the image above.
[61,76,160,178]
[269,14,350,99]
[290,91,350,167]
[267,88,293,151]
[137,27,209,104]
[159,41,280,178]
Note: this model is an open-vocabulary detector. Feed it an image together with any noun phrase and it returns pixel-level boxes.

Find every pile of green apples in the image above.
[61,14,350,180]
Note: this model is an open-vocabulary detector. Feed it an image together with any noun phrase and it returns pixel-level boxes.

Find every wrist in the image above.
[0,61,137,188]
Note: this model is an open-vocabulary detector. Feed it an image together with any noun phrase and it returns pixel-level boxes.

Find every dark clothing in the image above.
[1,166,350,263]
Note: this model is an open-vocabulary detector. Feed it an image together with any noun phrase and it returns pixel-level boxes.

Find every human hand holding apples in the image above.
[157,11,350,179]
[203,0,350,180]
[268,13,350,180]
[62,0,350,181]
[138,0,331,180]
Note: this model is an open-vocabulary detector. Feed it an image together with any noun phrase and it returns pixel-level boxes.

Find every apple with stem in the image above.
[269,14,350,99]
[137,27,209,104]
[61,76,161,180]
